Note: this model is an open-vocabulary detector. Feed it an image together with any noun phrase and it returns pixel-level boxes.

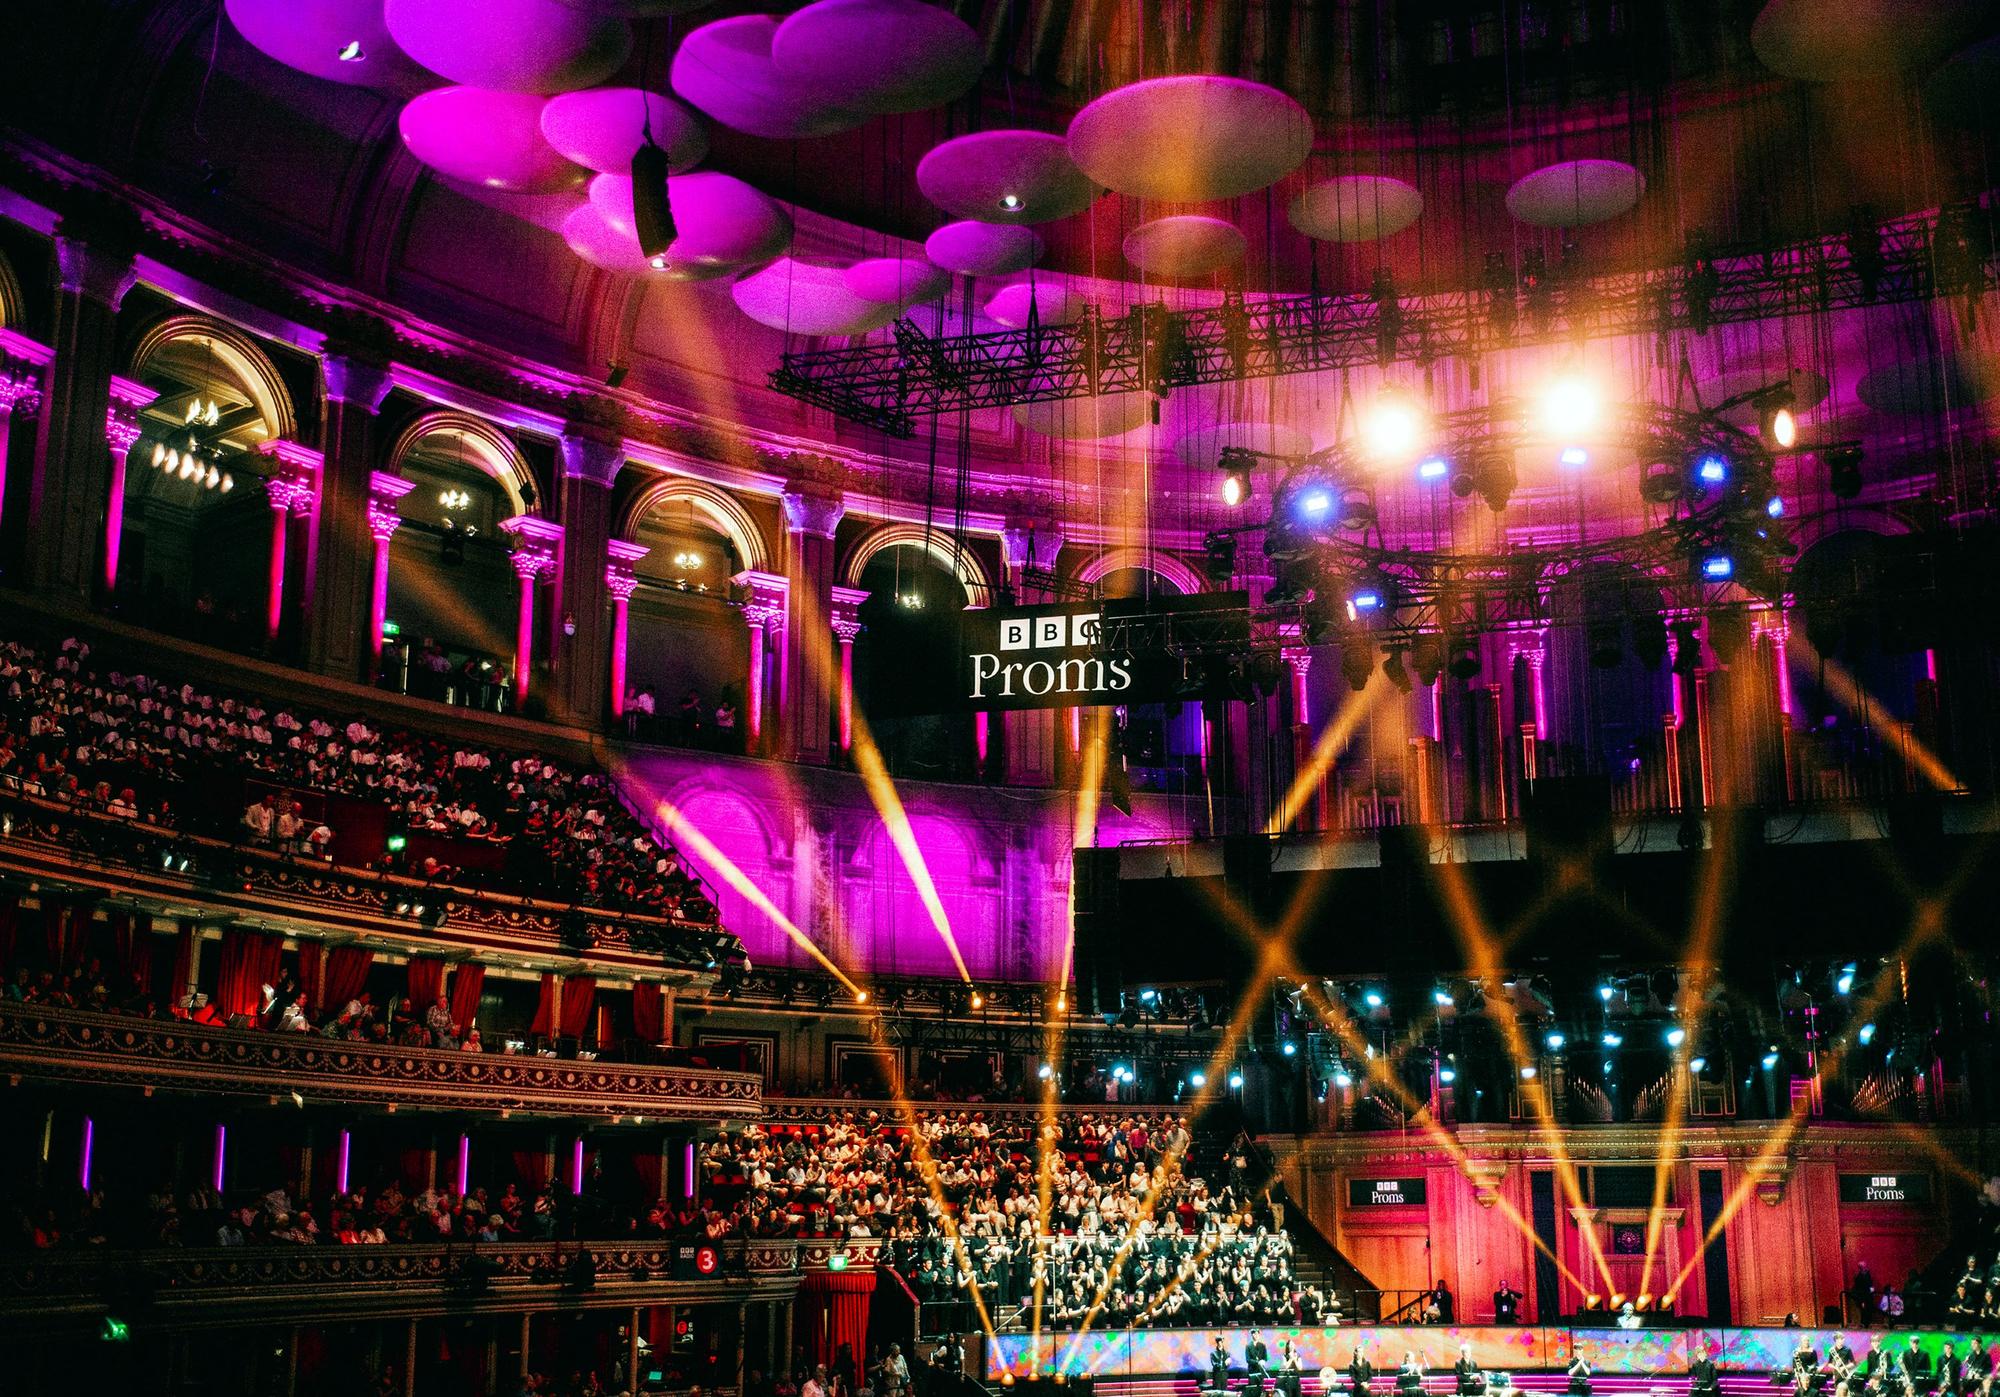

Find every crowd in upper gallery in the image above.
[0,632,712,921]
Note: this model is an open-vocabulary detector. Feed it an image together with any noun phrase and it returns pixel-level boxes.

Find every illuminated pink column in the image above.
[604,539,647,718]
[830,584,868,751]
[100,375,158,593]
[733,569,789,750]
[1281,642,1321,828]
[0,330,50,537]
[499,515,563,703]
[262,469,316,642]
[365,472,415,670]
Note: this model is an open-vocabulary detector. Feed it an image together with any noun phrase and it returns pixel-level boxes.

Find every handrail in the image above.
[0,1002,764,1120]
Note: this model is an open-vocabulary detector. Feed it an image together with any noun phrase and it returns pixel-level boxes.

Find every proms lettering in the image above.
[971,609,1135,704]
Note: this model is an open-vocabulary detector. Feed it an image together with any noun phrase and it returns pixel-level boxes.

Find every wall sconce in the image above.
[562,613,577,637]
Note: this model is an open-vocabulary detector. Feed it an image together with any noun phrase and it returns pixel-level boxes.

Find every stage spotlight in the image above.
[1602,1032,1623,1047]
[1559,446,1589,468]
[1761,388,1798,449]
[1761,1048,1780,1070]
[1220,458,1252,508]
[1411,636,1444,687]
[1598,984,1615,1002]
[1439,1066,1457,1083]
[1417,457,1450,482]
[1665,1026,1686,1047]
[1519,1065,1538,1080]
[1364,990,1385,1009]
[1694,454,1730,485]
[1227,1072,1244,1090]
[1037,1063,1053,1080]
[1333,1068,1353,1088]
[1473,452,1517,512]
[1189,1070,1207,1087]
[1434,988,1455,1007]
[1641,462,1683,504]
[1688,1056,1707,1073]
[1700,554,1734,580]
[1281,1040,1297,1056]
[1340,634,1375,692]
[1545,1031,1565,1050]
[1363,390,1426,463]
[1202,534,1237,586]
[1295,486,1335,522]
[1383,646,1413,694]
[1766,495,1785,518]
[1338,487,1378,531]
[1857,1023,1876,1045]
[1823,445,1863,499]
[1541,374,1601,438]
[1584,1296,1603,1312]
[1347,585,1384,616]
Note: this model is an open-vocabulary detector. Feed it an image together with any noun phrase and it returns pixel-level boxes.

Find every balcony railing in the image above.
[0,1238,813,1330]
[0,1003,764,1120]
[0,787,728,976]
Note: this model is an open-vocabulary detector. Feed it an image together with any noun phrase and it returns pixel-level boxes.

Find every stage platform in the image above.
[985,1327,1997,1383]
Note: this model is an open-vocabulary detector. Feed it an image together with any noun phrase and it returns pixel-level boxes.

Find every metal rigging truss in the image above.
[771,200,1998,437]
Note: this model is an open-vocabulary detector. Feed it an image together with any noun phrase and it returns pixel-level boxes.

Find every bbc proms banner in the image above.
[937,596,1249,714]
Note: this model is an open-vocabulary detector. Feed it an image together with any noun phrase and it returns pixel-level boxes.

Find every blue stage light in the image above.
[1702,555,1734,579]
[1545,1031,1565,1050]
[1418,457,1450,481]
[1351,590,1383,612]
[1297,487,1334,520]
[1766,495,1785,518]
[1665,1027,1686,1047]
[1696,455,1729,484]
[1560,446,1589,467]
[1858,1023,1877,1045]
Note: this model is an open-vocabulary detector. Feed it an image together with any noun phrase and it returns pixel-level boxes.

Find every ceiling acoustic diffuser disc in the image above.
[1068,75,1313,203]
[385,0,631,93]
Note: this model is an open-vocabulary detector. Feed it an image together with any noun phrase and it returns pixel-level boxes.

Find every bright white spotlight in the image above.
[1333,1069,1353,1088]
[1438,1067,1456,1083]
[1362,391,1425,463]
[1665,1026,1686,1048]
[1544,1031,1565,1050]
[1688,1056,1707,1073]
[1227,1072,1245,1090]
[1601,1032,1623,1047]
[1769,405,1797,449]
[1189,1070,1207,1088]
[1363,990,1384,1009]
[1037,1063,1053,1079]
[1598,984,1615,1002]
[1519,1065,1538,1080]
[1857,1023,1877,1045]
[1434,989,1454,1006]
[1541,374,1601,438]
[1281,1041,1297,1056]
[1761,1050,1780,1070]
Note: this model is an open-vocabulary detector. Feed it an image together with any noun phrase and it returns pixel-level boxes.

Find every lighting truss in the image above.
[771,201,1998,436]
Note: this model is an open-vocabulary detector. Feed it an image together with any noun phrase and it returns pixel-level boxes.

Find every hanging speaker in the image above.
[630,141,675,262]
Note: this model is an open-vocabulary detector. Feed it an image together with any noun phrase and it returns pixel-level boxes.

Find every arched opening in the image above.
[380,424,523,709]
[843,814,1000,980]
[853,542,975,780]
[120,324,292,652]
[622,495,751,749]
[1091,566,1205,794]
[1543,561,1679,811]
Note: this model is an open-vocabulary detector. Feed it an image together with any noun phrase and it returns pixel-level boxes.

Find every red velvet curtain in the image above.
[323,946,373,1014]
[632,982,665,1043]
[217,929,284,1019]
[448,962,485,1035]
[798,1270,875,1367]
[45,903,87,973]
[559,975,597,1038]
[528,972,557,1036]
[407,956,446,1010]
[634,1150,663,1203]
[110,911,152,986]
[512,1149,551,1190]
[169,922,195,1000]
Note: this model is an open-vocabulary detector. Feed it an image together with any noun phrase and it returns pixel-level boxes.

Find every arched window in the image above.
[382,424,523,706]
[122,322,294,652]
[854,542,976,779]
[622,495,750,747]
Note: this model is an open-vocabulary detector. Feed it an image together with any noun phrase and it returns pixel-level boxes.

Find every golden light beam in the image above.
[1664,922,1942,1299]
[847,707,973,981]
[1426,855,1618,1294]
[644,789,863,997]
[1266,677,1388,836]
[1793,639,1962,793]
[1636,809,1737,1299]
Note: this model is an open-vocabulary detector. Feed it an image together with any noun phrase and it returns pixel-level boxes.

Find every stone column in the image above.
[605,541,647,719]
[100,375,158,595]
[997,514,1066,788]
[0,330,49,543]
[780,481,844,764]
[307,350,395,681]
[258,446,319,643]
[366,473,416,676]
[734,570,789,754]
[30,219,139,603]
[1280,640,1318,828]
[498,516,563,705]
[829,584,868,752]
[552,427,625,727]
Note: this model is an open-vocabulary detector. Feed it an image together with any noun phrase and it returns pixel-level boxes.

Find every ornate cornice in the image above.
[0,1003,763,1121]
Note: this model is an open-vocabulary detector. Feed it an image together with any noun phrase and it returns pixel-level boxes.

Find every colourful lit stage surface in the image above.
[985,1328,2000,1380]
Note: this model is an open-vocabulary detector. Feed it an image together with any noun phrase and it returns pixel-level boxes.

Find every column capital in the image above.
[830,583,869,643]
[780,486,844,539]
[605,538,648,602]
[1000,518,1066,573]
[266,475,317,516]
[55,233,138,311]
[105,375,158,454]
[322,354,395,413]
[367,471,415,543]
[559,428,627,488]
[0,329,50,417]
[256,438,325,477]
[734,568,790,628]
[499,515,563,579]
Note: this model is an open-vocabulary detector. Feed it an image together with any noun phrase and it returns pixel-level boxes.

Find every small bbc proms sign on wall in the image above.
[1838,1172,1932,1204]
[1347,1176,1427,1207]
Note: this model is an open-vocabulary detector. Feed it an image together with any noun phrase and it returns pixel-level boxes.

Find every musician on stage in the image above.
[1245,1331,1271,1392]
[1455,1343,1482,1396]
[1349,1348,1377,1397]
[1904,1337,1934,1395]
[1795,1337,1825,1397]
[1274,1340,1303,1397]
[1208,1335,1231,1393]
[1831,1336,1859,1375]
[1397,1351,1424,1394]
[1567,1355,1592,1397]
[1494,1282,1521,1325]
[1940,1344,1965,1397]
[1689,1345,1720,1397]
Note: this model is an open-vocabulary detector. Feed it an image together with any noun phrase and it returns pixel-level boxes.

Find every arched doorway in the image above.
[121,322,294,652]
[623,496,751,748]
[853,542,976,780]
[380,421,526,710]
